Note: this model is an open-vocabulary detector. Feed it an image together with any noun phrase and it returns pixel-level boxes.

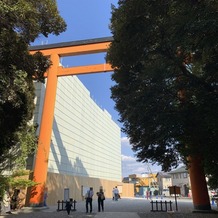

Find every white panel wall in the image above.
[33,82,46,135]
[34,76,121,182]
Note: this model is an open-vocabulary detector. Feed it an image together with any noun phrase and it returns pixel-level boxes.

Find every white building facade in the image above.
[168,166,190,197]
[30,76,128,204]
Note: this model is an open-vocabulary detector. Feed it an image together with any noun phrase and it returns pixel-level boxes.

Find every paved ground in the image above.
[1,197,217,218]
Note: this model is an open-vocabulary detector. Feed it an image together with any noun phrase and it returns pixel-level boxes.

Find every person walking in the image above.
[146,190,149,200]
[112,188,115,200]
[65,198,73,215]
[43,190,48,207]
[96,188,105,212]
[85,187,94,213]
[11,189,19,210]
[114,186,119,201]
[3,190,12,214]
[150,190,152,200]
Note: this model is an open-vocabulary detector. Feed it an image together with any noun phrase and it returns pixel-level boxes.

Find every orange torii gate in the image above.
[29,37,113,206]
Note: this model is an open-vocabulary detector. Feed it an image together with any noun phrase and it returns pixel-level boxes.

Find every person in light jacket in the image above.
[85,187,94,213]
[3,190,12,214]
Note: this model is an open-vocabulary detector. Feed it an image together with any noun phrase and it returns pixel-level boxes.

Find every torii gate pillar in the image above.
[188,156,211,211]
[29,54,59,206]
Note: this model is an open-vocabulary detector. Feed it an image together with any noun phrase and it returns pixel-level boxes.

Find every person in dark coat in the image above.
[96,188,105,212]
[65,198,73,215]
[85,187,94,213]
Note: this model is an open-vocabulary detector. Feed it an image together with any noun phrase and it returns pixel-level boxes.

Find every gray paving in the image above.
[1,197,217,218]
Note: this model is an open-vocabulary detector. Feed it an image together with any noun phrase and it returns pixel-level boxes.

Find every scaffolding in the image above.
[146,163,159,189]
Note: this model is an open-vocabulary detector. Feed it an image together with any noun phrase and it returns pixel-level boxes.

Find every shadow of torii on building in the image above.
[29,37,113,206]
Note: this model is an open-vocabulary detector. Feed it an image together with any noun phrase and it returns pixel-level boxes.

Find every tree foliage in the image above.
[0,124,38,171]
[0,0,66,157]
[107,0,218,186]
[0,170,38,198]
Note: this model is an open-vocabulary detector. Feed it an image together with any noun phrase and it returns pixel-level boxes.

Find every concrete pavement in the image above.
[1,197,217,218]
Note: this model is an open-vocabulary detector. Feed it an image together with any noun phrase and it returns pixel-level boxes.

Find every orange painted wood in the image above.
[30,54,59,205]
[57,63,113,76]
[188,155,211,210]
[31,41,110,57]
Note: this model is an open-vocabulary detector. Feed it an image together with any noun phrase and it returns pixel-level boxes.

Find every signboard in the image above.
[168,186,180,211]
[169,186,181,195]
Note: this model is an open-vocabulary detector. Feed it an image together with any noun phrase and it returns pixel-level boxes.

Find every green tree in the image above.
[0,170,38,199]
[0,0,66,157]
[0,124,38,172]
[0,124,39,199]
[107,1,218,187]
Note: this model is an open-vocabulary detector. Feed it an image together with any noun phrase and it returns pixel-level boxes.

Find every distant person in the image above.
[150,190,152,200]
[11,189,19,210]
[85,187,94,213]
[43,190,48,207]
[146,190,149,200]
[112,188,115,200]
[65,198,73,215]
[3,190,12,214]
[96,188,105,212]
[114,186,119,201]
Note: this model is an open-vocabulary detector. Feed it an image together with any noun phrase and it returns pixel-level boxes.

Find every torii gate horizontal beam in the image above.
[29,37,114,76]
[56,63,112,76]
[29,36,113,54]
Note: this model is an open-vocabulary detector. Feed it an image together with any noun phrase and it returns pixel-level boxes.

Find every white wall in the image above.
[34,76,121,182]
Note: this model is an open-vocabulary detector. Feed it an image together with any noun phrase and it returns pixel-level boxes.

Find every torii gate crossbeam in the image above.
[29,37,113,206]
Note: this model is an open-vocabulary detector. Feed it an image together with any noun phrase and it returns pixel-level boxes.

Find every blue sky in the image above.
[33,0,161,177]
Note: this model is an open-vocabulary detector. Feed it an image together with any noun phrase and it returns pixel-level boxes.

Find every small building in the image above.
[156,172,172,196]
[168,166,190,197]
